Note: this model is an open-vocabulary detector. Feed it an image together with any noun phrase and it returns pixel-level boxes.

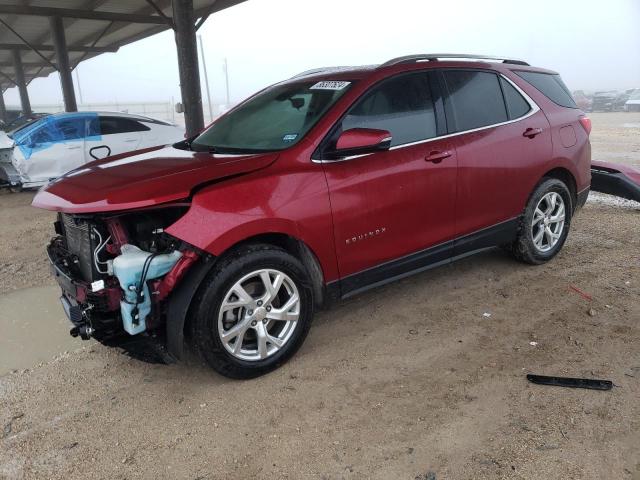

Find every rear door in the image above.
[84,115,150,161]
[440,69,552,252]
[319,71,458,290]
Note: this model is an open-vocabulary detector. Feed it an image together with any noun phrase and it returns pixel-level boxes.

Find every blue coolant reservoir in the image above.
[112,244,182,335]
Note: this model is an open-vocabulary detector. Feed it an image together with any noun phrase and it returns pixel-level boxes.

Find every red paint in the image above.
[105,217,128,255]
[32,146,278,213]
[75,283,121,311]
[152,250,199,301]
[33,59,591,287]
[75,283,87,303]
[335,128,391,150]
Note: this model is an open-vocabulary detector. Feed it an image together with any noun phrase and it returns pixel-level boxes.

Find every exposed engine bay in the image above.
[47,206,199,342]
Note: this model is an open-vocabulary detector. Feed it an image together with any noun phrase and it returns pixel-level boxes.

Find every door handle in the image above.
[425,150,452,163]
[523,127,543,139]
[123,138,137,143]
[65,145,81,150]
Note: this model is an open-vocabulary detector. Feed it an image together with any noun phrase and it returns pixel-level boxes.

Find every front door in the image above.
[320,71,458,293]
[13,114,87,184]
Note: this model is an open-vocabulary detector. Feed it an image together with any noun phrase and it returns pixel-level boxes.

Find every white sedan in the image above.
[0,111,184,189]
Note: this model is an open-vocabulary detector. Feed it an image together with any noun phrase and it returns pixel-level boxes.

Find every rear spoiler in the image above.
[590,161,640,202]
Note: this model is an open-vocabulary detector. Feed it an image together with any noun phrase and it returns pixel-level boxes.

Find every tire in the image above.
[509,178,573,265]
[189,243,314,379]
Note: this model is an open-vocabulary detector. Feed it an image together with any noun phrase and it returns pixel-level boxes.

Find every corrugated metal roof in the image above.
[0,0,246,93]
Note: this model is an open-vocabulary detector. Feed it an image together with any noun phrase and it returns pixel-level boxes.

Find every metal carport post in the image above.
[11,48,31,115]
[173,0,205,137]
[0,90,7,123]
[49,15,78,112]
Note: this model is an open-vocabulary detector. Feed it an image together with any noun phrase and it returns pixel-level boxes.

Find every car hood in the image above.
[32,145,279,213]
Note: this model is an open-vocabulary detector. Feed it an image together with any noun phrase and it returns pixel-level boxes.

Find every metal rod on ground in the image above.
[50,16,78,112]
[198,35,214,123]
[172,0,205,137]
[11,49,31,115]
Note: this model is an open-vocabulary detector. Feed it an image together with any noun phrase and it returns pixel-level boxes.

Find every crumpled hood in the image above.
[0,131,14,151]
[32,145,279,213]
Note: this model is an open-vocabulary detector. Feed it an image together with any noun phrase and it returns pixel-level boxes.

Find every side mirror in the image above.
[329,128,392,159]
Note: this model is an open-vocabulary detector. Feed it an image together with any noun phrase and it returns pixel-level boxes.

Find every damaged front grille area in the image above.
[49,206,198,343]
[60,213,97,282]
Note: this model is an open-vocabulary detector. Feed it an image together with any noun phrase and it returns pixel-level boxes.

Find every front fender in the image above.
[165,169,339,282]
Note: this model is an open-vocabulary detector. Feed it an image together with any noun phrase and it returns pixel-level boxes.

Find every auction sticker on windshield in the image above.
[310,81,351,90]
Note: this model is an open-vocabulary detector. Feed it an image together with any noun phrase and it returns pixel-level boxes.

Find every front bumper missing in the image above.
[47,241,121,336]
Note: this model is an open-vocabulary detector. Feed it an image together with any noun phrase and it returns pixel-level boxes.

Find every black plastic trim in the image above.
[591,169,640,202]
[576,187,590,210]
[332,217,519,299]
[165,255,218,360]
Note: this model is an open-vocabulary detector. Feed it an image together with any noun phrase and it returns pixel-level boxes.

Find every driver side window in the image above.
[340,72,437,147]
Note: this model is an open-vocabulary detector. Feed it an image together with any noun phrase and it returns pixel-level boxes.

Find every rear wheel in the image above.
[189,244,314,379]
[509,178,573,265]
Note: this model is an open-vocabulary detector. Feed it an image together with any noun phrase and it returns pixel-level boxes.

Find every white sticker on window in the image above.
[282,134,298,142]
[310,81,351,91]
[91,280,105,292]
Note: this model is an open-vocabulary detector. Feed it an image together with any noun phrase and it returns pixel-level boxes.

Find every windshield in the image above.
[191,80,353,153]
[11,116,46,141]
[630,89,640,100]
[7,114,49,137]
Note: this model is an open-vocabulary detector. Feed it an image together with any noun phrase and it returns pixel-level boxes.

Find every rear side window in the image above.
[515,71,577,109]
[99,116,150,135]
[341,72,436,147]
[443,70,508,132]
[500,78,531,119]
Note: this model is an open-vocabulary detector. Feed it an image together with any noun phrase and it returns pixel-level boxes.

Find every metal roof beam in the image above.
[0,61,51,67]
[0,43,119,53]
[0,70,17,86]
[0,5,169,24]
[0,17,58,70]
[144,0,174,28]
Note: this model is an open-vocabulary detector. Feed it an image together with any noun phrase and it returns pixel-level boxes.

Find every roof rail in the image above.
[291,65,378,79]
[291,66,357,79]
[379,53,529,68]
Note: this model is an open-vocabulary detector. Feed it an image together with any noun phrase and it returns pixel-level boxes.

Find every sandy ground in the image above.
[0,112,639,479]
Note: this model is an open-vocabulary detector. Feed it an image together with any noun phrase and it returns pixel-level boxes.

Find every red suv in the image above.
[34,54,591,378]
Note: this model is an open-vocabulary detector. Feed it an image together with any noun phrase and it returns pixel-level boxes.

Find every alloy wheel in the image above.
[531,191,565,253]
[217,269,300,361]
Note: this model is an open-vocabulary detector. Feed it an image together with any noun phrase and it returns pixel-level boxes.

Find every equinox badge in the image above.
[345,227,387,245]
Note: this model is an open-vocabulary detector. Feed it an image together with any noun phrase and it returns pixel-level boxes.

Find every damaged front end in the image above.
[47,206,199,345]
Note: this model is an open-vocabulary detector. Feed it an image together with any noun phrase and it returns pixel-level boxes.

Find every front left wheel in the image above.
[189,244,314,379]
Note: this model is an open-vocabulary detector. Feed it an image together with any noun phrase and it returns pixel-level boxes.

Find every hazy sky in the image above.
[3,0,640,108]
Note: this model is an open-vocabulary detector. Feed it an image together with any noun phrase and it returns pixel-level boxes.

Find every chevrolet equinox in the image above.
[34,54,591,378]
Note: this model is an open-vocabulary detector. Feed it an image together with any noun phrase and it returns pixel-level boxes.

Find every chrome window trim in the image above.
[312,73,540,164]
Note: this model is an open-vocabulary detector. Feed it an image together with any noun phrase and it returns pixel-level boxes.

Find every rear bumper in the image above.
[591,168,640,203]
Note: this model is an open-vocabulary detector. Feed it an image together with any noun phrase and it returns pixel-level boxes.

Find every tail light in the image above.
[579,116,592,135]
